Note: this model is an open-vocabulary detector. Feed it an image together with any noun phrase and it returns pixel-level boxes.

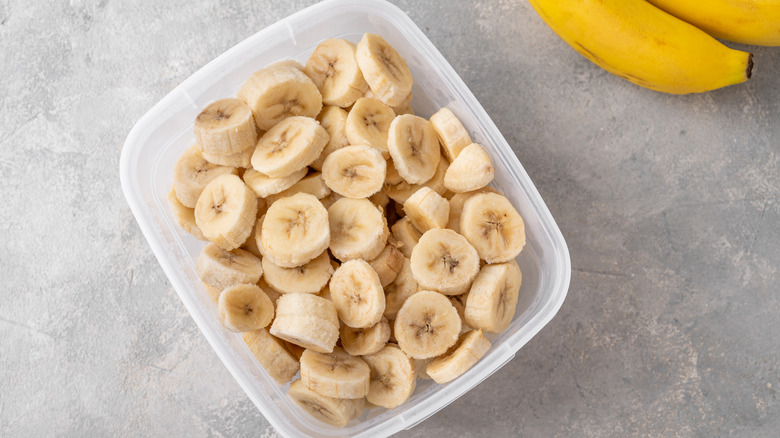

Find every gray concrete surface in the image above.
[1,0,778,436]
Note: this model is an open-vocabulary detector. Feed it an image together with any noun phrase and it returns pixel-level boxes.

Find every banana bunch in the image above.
[167,33,530,427]
[525,0,780,93]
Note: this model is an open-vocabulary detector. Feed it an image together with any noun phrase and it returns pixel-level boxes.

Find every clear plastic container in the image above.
[119,0,571,436]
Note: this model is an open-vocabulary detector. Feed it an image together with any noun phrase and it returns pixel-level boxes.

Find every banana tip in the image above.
[747,53,754,79]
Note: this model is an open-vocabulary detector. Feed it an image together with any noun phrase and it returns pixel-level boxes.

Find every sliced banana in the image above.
[448,292,472,333]
[394,290,461,359]
[243,167,307,198]
[237,63,323,131]
[443,143,495,193]
[242,215,264,258]
[300,347,370,399]
[368,242,405,287]
[322,144,386,198]
[464,261,522,333]
[426,329,491,384]
[168,188,207,241]
[194,98,258,155]
[244,328,300,384]
[429,107,472,162]
[447,187,497,233]
[311,105,350,171]
[368,190,390,211]
[258,277,283,308]
[284,340,306,361]
[172,145,237,208]
[460,192,526,263]
[355,33,413,107]
[250,116,329,178]
[362,344,416,409]
[340,317,391,356]
[329,259,385,328]
[328,197,388,262]
[403,187,449,234]
[194,174,257,250]
[387,114,441,184]
[217,284,274,333]
[196,243,263,290]
[383,258,419,320]
[304,38,369,108]
[410,229,480,295]
[385,157,450,205]
[288,379,364,427]
[390,217,421,258]
[271,293,339,353]
[345,97,395,156]
[265,171,332,205]
[259,193,330,268]
[201,145,254,168]
[262,251,334,294]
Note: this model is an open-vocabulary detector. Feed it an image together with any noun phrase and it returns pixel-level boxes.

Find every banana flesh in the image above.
[403,187,449,234]
[394,291,461,359]
[345,97,395,156]
[244,328,300,384]
[196,243,262,290]
[270,293,339,353]
[362,344,416,409]
[387,114,441,185]
[172,145,237,208]
[168,188,207,241]
[305,39,369,107]
[194,98,258,155]
[194,174,257,250]
[300,347,370,399]
[329,259,386,328]
[443,143,494,193]
[356,33,413,107]
[322,144,386,199]
[340,317,391,356]
[464,261,523,333]
[217,284,274,333]
[243,167,307,198]
[410,229,480,296]
[429,108,471,162]
[288,379,364,427]
[311,106,350,171]
[328,197,388,262]
[459,192,525,263]
[383,257,419,320]
[368,242,405,287]
[262,251,333,295]
[259,193,330,268]
[250,116,329,178]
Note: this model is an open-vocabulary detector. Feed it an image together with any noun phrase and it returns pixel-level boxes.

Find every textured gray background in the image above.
[1,0,778,436]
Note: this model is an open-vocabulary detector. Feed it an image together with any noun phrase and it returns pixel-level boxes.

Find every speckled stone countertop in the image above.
[1,0,778,436]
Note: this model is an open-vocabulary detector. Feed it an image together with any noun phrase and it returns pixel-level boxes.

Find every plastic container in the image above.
[119,0,571,436]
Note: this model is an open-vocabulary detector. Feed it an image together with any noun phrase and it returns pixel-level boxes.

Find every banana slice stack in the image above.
[167,33,530,428]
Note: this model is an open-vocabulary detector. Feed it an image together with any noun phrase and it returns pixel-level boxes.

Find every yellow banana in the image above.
[526,0,754,94]
[647,0,780,46]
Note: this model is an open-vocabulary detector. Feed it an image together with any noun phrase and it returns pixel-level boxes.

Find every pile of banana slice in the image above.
[168,33,527,427]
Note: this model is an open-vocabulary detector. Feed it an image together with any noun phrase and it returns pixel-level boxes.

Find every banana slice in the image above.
[305,38,369,108]
[201,146,254,168]
[259,193,330,268]
[244,328,300,384]
[217,284,274,332]
[194,98,258,155]
[300,347,370,399]
[464,261,522,333]
[387,114,441,184]
[250,116,329,178]
[262,251,333,294]
[345,97,395,156]
[448,293,472,333]
[258,277,283,307]
[329,259,385,328]
[328,197,388,262]
[194,174,258,250]
[237,63,323,131]
[322,144,386,198]
[383,258,419,320]
[196,243,263,290]
[265,172,332,205]
[362,344,416,409]
[340,317,391,356]
[403,187,449,234]
[443,143,495,193]
[355,33,413,107]
[369,190,390,211]
[394,290,461,359]
[410,229,480,295]
[311,106,350,171]
[168,188,207,240]
[368,242,405,287]
[288,379,364,427]
[460,192,526,263]
[390,217,421,258]
[426,329,491,384]
[271,293,339,353]
[172,145,238,208]
[447,187,498,233]
[284,340,306,361]
[429,108,472,162]
[243,167,307,198]
[242,215,264,258]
